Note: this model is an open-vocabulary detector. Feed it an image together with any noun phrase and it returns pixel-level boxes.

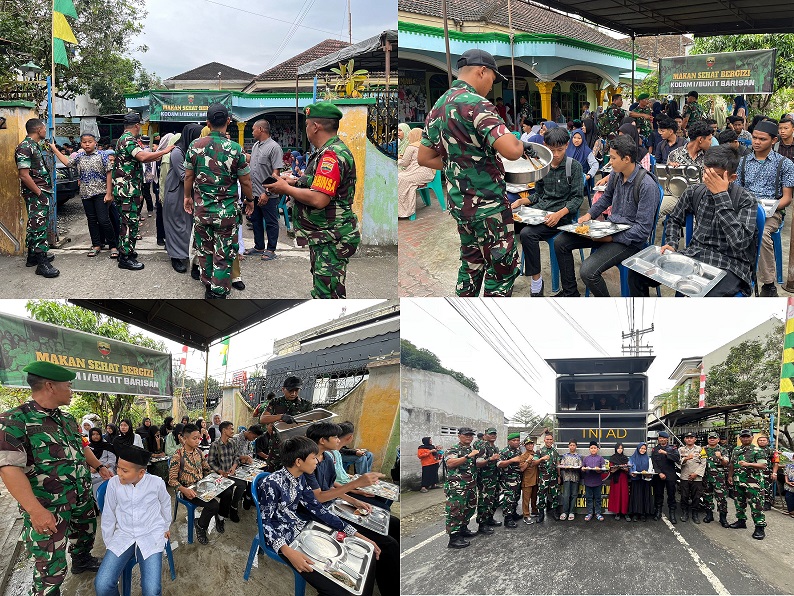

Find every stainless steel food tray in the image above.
[621,245,727,297]
[512,206,550,225]
[758,198,780,217]
[558,221,631,239]
[273,408,337,439]
[330,499,390,535]
[289,522,374,596]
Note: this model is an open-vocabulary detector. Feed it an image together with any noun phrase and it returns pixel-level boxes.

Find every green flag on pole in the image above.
[220,336,230,367]
[53,0,77,67]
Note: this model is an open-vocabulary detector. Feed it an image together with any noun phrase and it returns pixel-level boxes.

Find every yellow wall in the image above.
[335,104,368,225]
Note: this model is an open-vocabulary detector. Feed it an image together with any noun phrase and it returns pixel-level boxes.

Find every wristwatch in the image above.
[243,196,254,203]
[97,464,106,470]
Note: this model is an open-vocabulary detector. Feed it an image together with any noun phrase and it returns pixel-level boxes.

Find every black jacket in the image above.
[651,443,680,476]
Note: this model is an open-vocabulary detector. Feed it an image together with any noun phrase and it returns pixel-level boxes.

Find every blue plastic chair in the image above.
[772,213,785,284]
[96,480,176,596]
[243,472,307,596]
[417,170,447,211]
[277,195,291,231]
[169,456,197,544]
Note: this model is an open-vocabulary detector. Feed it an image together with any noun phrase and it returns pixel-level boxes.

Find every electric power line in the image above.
[548,300,610,356]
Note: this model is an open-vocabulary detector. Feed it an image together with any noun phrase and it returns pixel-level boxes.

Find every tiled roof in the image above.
[255,39,351,81]
[398,0,642,56]
[167,62,255,81]
[633,35,694,60]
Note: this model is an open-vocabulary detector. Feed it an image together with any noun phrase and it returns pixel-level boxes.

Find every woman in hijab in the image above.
[159,416,174,440]
[528,121,557,144]
[628,442,654,521]
[666,99,680,120]
[617,122,653,172]
[732,95,747,118]
[398,127,436,219]
[164,123,202,274]
[397,123,412,165]
[417,437,441,492]
[89,427,117,498]
[103,423,119,444]
[136,417,154,451]
[113,418,143,449]
[165,423,184,457]
[566,129,598,184]
[582,118,598,149]
[607,443,630,520]
[81,414,97,437]
[290,151,305,176]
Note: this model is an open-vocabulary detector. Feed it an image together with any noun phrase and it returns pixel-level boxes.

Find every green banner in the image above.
[149,91,232,122]
[658,49,776,96]
[0,313,173,397]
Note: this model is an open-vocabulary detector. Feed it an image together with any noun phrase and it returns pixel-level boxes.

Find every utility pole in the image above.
[621,299,654,356]
[348,0,352,45]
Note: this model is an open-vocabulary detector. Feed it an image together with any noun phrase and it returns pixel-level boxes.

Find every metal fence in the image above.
[367,90,398,160]
[241,369,368,409]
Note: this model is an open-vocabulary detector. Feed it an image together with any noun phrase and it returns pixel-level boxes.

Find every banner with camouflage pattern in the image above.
[149,91,233,121]
[0,312,173,397]
[658,49,777,95]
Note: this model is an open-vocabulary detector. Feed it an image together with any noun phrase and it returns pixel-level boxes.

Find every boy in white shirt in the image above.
[94,445,171,596]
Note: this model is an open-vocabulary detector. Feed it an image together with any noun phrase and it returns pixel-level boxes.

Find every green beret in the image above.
[637,93,650,101]
[305,101,343,120]
[22,360,76,381]
[507,432,521,440]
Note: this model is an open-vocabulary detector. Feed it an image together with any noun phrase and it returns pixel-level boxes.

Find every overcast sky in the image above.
[0,300,383,382]
[401,298,788,420]
[130,0,395,79]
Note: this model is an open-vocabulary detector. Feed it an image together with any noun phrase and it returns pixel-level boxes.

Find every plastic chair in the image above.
[169,456,197,545]
[417,170,447,210]
[277,195,291,231]
[96,480,176,596]
[772,213,785,284]
[243,472,307,596]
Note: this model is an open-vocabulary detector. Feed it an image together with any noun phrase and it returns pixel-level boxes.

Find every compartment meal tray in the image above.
[289,522,374,596]
[512,206,550,225]
[621,245,726,297]
[274,408,337,440]
[558,222,631,239]
[350,477,400,501]
[330,499,391,535]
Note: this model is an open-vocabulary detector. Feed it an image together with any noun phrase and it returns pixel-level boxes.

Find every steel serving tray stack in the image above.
[273,408,338,440]
[621,245,727,297]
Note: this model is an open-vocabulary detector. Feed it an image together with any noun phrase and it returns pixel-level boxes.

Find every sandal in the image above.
[243,248,264,256]
[261,250,278,261]
[109,249,119,259]
[87,247,101,257]
[136,234,142,240]
[419,487,428,493]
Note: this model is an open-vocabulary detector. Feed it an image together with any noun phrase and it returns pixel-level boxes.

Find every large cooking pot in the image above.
[502,142,553,185]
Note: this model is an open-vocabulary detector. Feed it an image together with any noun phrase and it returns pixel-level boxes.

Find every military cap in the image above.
[484,427,497,435]
[457,427,476,436]
[282,376,303,390]
[207,103,229,126]
[707,431,720,439]
[456,49,507,82]
[739,429,753,437]
[658,431,669,438]
[305,102,343,120]
[115,444,151,467]
[683,431,696,438]
[123,112,141,125]
[23,361,76,382]
[523,436,534,444]
[636,93,650,101]
[507,432,521,440]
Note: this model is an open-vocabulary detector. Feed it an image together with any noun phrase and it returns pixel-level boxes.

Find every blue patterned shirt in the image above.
[68,149,111,199]
[256,468,356,554]
[736,151,794,201]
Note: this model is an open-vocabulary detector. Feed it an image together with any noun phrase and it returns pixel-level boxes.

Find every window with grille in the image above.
[570,83,588,122]
[439,426,459,437]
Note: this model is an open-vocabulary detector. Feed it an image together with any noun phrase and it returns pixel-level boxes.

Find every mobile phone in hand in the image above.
[263,176,278,185]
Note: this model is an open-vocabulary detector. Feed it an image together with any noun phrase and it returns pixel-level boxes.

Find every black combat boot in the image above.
[680,505,689,522]
[477,523,494,535]
[117,253,144,270]
[26,250,54,267]
[668,506,677,524]
[703,510,714,523]
[653,506,662,521]
[719,512,729,528]
[691,510,700,524]
[486,515,502,527]
[537,509,545,523]
[447,532,470,549]
[504,509,518,528]
[460,525,477,538]
[35,252,59,278]
[729,519,747,529]
[70,553,102,574]
[751,525,765,540]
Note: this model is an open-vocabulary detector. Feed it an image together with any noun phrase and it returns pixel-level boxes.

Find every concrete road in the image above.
[400,490,794,596]
[1,199,397,299]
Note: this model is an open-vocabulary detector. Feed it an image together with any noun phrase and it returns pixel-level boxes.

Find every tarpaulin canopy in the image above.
[529,0,794,36]
[297,30,397,76]
[69,300,304,351]
[648,403,757,429]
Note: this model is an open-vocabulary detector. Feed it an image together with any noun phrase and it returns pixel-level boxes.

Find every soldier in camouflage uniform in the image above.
[15,118,59,278]
[112,112,175,270]
[497,432,525,529]
[184,104,254,298]
[728,429,767,539]
[474,427,501,533]
[628,93,654,145]
[535,432,561,522]
[682,91,706,132]
[443,427,479,549]
[756,434,775,510]
[264,102,359,298]
[421,49,533,297]
[702,431,730,527]
[0,361,114,596]
[598,95,625,138]
[256,376,312,470]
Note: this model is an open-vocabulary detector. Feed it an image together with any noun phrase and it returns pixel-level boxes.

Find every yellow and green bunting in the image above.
[220,336,230,366]
[53,0,78,67]
[779,297,794,408]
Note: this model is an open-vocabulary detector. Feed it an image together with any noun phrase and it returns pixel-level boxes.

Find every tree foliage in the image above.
[400,339,479,393]
[0,0,162,114]
[25,300,168,425]
[511,403,554,433]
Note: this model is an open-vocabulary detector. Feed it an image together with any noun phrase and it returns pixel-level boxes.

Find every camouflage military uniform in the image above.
[682,101,705,127]
[598,104,624,137]
[422,80,519,297]
[703,445,729,514]
[262,395,312,470]
[759,445,775,508]
[294,136,360,299]
[112,131,144,256]
[185,131,250,297]
[0,400,96,596]
[730,443,767,526]
[15,137,52,255]
[474,440,500,524]
[498,444,522,516]
[536,444,561,510]
[631,105,653,141]
[443,442,477,534]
